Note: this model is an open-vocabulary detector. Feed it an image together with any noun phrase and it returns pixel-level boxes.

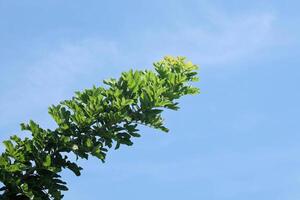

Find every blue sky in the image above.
[1,0,300,199]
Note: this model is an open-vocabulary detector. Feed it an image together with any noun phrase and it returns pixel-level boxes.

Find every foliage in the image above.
[0,56,199,200]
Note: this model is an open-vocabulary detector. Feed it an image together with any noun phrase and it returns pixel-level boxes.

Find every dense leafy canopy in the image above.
[0,56,199,200]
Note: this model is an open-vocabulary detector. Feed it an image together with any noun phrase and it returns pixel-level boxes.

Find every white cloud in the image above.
[0,38,121,139]
[140,12,276,67]
[0,7,277,142]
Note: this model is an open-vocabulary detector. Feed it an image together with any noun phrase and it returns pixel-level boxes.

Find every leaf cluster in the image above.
[0,56,199,200]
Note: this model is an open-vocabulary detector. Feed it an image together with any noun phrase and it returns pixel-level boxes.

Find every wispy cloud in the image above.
[0,38,121,139]
[0,6,276,140]
[138,12,276,67]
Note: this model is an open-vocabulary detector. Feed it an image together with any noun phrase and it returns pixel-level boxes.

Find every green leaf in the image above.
[66,162,82,176]
[84,138,93,148]
[43,155,52,167]
[129,132,141,137]
[56,184,69,191]
[3,140,14,154]
[0,156,7,166]
[7,163,26,172]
